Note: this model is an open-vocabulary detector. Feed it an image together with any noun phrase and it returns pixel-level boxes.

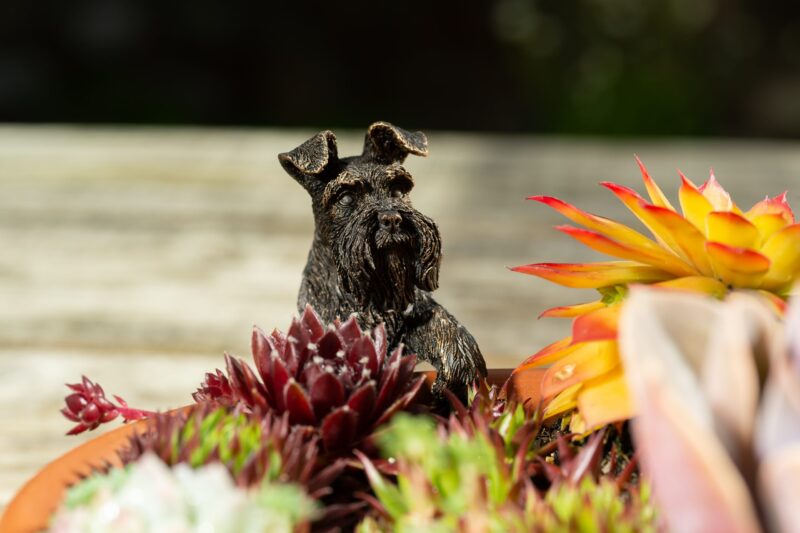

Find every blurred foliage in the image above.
[358,413,658,532]
[54,453,317,532]
[493,0,800,136]
[1,0,799,136]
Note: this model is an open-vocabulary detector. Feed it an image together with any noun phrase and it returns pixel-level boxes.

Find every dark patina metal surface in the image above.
[279,122,487,396]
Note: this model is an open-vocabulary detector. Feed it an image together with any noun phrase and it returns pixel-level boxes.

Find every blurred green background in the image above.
[1,0,799,136]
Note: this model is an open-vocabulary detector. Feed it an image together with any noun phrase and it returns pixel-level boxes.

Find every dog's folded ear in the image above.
[363,122,428,164]
[278,131,338,188]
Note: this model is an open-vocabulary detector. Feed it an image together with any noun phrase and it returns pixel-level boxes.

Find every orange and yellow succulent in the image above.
[512,158,799,431]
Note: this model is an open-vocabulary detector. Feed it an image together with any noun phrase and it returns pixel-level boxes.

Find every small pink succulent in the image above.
[61,376,151,435]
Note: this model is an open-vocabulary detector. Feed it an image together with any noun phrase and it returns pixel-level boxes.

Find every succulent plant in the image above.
[441,382,640,492]
[443,382,542,459]
[512,161,799,431]
[357,412,656,533]
[51,452,317,533]
[61,376,152,435]
[194,305,426,453]
[528,477,658,533]
[121,404,345,499]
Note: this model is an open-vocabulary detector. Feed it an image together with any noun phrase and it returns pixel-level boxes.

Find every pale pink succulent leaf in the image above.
[701,294,773,464]
[755,294,800,460]
[758,446,800,533]
[620,288,762,533]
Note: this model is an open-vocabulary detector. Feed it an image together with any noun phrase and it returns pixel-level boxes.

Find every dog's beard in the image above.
[335,207,441,308]
[374,228,412,249]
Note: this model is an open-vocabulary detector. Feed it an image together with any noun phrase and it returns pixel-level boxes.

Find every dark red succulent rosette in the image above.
[195,305,426,453]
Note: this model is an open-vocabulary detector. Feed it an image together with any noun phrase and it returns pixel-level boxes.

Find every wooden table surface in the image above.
[1,125,799,508]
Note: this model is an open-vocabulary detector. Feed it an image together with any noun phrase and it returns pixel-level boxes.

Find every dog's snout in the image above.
[378,210,402,232]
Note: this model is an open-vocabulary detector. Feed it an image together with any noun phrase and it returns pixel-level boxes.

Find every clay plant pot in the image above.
[0,369,531,532]
[2,417,149,533]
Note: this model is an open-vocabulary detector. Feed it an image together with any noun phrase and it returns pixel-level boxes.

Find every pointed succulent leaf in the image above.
[513,337,575,370]
[747,191,794,222]
[539,300,605,319]
[652,275,728,297]
[300,360,327,389]
[374,376,425,427]
[576,368,634,429]
[705,211,759,249]
[252,326,271,372]
[361,336,380,377]
[355,450,407,518]
[529,194,663,254]
[636,156,675,211]
[300,303,326,341]
[321,405,358,452]
[678,171,714,232]
[337,315,362,345]
[395,353,418,390]
[317,329,343,359]
[566,428,606,483]
[65,393,88,413]
[760,224,800,291]
[346,336,375,378]
[283,379,316,426]
[224,354,254,404]
[225,354,269,411]
[511,261,672,289]
[80,403,100,423]
[373,323,388,367]
[570,304,621,344]
[60,407,80,422]
[66,423,89,436]
[310,371,346,419]
[640,203,715,276]
[541,340,618,399]
[375,353,401,414]
[347,381,377,432]
[306,458,348,498]
[602,181,687,254]
[555,224,695,277]
[268,351,292,412]
[700,172,737,212]
[285,317,305,347]
[193,369,234,405]
[268,328,286,351]
[706,241,770,288]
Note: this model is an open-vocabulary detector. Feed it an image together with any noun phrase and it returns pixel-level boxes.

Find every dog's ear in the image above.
[413,213,442,292]
[363,122,428,164]
[278,131,338,189]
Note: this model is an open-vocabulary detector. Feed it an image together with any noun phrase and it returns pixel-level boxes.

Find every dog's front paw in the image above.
[430,331,486,402]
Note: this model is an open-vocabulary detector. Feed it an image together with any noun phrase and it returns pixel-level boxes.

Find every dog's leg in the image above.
[403,294,487,399]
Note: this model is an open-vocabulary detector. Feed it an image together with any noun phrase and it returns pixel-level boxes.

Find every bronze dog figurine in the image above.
[279,121,486,396]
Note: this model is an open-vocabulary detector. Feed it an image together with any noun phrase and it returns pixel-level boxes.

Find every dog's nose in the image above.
[378,210,402,232]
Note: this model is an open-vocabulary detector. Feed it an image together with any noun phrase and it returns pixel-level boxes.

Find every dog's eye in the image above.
[391,188,404,198]
[338,193,354,206]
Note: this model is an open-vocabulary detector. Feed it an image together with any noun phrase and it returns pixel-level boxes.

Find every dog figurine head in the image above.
[279,122,441,309]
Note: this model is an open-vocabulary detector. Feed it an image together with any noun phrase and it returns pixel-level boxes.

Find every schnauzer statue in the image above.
[278,121,487,396]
